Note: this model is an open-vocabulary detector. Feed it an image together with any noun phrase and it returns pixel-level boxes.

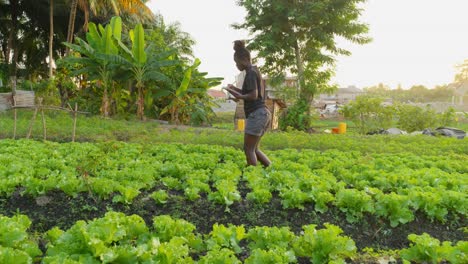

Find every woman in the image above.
[225,40,271,167]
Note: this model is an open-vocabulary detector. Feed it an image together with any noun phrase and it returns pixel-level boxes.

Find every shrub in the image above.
[438,107,456,127]
[279,98,313,131]
[340,96,394,134]
[396,104,438,132]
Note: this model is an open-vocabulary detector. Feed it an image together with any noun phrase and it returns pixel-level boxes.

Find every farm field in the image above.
[0,133,467,263]
[2,0,468,263]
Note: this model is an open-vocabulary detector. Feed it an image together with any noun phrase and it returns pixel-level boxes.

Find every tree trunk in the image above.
[6,0,18,65]
[66,0,78,55]
[99,71,110,117]
[137,86,144,120]
[11,45,19,96]
[58,82,69,107]
[102,86,109,118]
[294,39,304,95]
[294,39,312,128]
[63,0,78,107]
[49,0,54,79]
[7,0,19,94]
[1,43,7,61]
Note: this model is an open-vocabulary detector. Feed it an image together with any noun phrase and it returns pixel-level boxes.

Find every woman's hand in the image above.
[225,85,242,99]
[227,84,242,93]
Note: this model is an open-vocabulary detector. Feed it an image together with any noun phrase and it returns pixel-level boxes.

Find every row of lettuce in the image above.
[1,140,466,227]
[2,111,467,156]
[149,128,468,155]
[1,212,466,264]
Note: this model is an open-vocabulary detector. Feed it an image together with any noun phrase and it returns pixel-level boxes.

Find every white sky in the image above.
[146,0,468,89]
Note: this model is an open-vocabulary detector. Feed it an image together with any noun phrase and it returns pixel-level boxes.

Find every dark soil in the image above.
[0,186,465,254]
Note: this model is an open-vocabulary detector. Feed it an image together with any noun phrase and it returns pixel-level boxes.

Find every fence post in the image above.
[72,103,78,142]
[39,98,47,141]
[13,95,17,139]
[27,106,39,139]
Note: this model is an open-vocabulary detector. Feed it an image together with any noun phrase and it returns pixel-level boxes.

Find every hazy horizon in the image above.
[147,0,468,90]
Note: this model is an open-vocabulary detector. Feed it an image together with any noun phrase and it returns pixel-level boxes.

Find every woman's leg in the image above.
[255,139,271,167]
[244,133,260,166]
[244,107,272,167]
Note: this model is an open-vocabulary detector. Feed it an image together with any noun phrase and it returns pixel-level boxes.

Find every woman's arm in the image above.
[227,84,242,93]
[226,70,259,101]
[226,87,257,101]
[241,89,257,101]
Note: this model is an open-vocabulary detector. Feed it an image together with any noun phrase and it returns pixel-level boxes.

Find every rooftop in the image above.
[339,86,363,94]
[207,89,226,99]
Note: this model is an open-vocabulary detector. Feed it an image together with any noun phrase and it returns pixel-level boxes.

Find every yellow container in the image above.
[338,122,347,134]
[237,119,245,131]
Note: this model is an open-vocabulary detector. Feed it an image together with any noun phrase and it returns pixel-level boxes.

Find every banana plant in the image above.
[158,58,199,123]
[159,59,223,124]
[60,16,123,117]
[112,23,178,120]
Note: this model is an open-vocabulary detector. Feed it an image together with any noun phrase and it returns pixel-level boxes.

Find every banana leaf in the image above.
[176,58,201,97]
[132,24,147,65]
[110,16,122,41]
[86,23,102,50]
[153,89,172,99]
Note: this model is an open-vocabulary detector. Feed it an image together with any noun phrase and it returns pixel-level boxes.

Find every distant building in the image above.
[263,75,364,105]
[263,75,298,88]
[262,75,299,102]
[282,76,299,88]
[452,81,468,106]
[318,86,364,103]
[207,89,227,101]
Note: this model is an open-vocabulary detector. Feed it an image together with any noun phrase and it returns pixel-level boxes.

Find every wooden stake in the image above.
[13,96,17,139]
[27,106,38,139]
[13,108,17,139]
[72,103,78,142]
[39,98,47,141]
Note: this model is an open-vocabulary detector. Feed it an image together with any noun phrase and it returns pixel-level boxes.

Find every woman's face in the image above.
[235,61,244,71]
[235,57,248,71]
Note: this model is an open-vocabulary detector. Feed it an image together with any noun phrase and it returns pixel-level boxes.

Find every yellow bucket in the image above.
[338,122,347,134]
[237,119,245,131]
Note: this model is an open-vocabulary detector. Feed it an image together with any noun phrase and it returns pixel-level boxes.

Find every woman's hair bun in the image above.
[233,40,246,51]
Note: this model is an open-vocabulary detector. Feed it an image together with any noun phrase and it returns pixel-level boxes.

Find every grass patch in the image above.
[0,110,466,155]
[0,109,160,142]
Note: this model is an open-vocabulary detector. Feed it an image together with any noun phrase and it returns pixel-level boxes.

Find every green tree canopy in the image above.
[0,0,154,87]
[234,0,370,129]
[364,84,455,103]
[234,0,370,94]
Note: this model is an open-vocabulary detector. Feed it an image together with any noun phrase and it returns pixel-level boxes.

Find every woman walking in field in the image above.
[225,40,271,167]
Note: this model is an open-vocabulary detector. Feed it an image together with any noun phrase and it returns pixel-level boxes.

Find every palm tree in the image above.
[0,0,8,61]
[66,0,80,54]
[153,15,195,61]
[3,0,19,92]
[1,0,62,86]
[66,0,154,54]
[89,0,153,19]
[49,0,54,79]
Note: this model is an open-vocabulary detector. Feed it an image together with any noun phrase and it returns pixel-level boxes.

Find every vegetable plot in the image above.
[0,139,466,262]
[1,213,466,263]
[1,140,466,224]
